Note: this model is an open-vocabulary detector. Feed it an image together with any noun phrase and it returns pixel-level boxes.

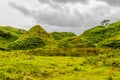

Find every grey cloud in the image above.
[33,8,83,27]
[53,0,88,4]
[38,0,50,4]
[92,5,111,17]
[38,0,89,4]
[97,0,120,6]
[9,1,32,16]
[37,0,89,10]
[9,0,120,34]
[9,1,84,27]
[35,0,89,27]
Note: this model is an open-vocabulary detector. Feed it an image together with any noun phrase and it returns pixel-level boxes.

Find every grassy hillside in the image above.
[50,32,76,41]
[1,21,120,49]
[60,21,120,48]
[98,21,120,48]
[58,34,96,48]
[58,37,94,48]
[8,25,57,50]
[0,26,26,49]
[82,21,120,47]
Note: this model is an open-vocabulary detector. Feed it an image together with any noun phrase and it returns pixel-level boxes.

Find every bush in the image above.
[8,37,46,50]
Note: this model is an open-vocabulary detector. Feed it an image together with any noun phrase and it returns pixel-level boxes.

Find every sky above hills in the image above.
[0,0,120,34]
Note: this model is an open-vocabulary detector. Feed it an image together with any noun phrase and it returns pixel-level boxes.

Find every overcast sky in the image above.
[0,0,120,34]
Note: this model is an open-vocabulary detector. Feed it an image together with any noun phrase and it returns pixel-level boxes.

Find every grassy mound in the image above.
[98,21,120,48]
[0,26,26,49]
[8,37,46,50]
[67,21,120,48]
[58,37,95,48]
[50,32,76,41]
[1,21,120,50]
[81,25,106,44]
[8,25,57,50]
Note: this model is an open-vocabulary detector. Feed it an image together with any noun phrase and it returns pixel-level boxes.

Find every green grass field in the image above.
[0,50,120,80]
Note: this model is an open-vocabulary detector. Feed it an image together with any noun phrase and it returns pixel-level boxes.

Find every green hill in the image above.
[59,21,120,48]
[0,26,26,49]
[98,21,120,48]
[58,36,95,48]
[1,21,120,50]
[50,32,76,41]
[78,21,120,48]
[81,21,120,45]
[7,25,57,50]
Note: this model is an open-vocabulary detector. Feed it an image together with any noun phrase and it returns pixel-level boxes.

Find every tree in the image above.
[101,20,110,26]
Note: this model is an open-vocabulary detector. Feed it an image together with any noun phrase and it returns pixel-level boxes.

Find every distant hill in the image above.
[59,21,120,48]
[50,32,77,41]
[1,21,120,50]
[58,36,95,48]
[0,26,26,49]
[8,25,57,50]
[79,21,120,48]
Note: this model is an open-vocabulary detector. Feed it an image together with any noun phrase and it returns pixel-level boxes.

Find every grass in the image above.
[0,50,120,80]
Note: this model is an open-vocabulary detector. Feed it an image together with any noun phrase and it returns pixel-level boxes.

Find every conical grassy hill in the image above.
[7,25,57,50]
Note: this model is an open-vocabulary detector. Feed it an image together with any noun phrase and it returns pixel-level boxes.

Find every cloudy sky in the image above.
[0,0,120,34]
